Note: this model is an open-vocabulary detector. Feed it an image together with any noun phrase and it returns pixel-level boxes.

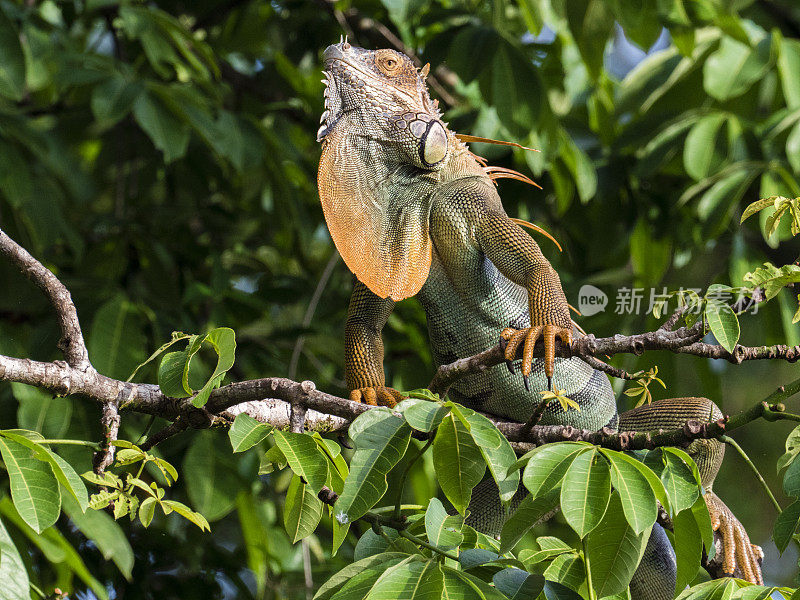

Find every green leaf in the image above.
[440,565,508,600]
[133,91,190,163]
[704,299,740,353]
[585,492,651,597]
[158,350,193,398]
[367,558,443,600]
[284,475,324,543]
[89,295,147,381]
[1,431,88,512]
[354,528,417,561]
[741,197,780,223]
[778,425,800,474]
[432,413,485,515]
[0,436,61,533]
[703,35,772,101]
[13,383,72,438]
[690,493,714,562]
[335,408,411,523]
[788,123,800,175]
[630,218,672,286]
[424,497,463,548]
[565,0,615,80]
[499,488,561,553]
[0,8,25,101]
[259,444,288,474]
[160,499,211,531]
[447,27,542,135]
[560,448,611,538]
[543,581,584,600]
[192,327,236,407]
[492,568,545,600]
[606,0,662,50]
[560,135,597,203]
[139,497,157,527]
[646,448,701,514]
[774,499,800,553]
[400,399,450,432]
[273,430,329,494]
[0,516,30,600]
[603,450,658,534]
[62,493,134,580]
[450,403,519,502]
[683,113,728,181]
[126,332,192,383]
[543,552,586,593]
[91,75,143,127]
[183,430,240,521]
[744,263,800,300]
[228,413,273,452]
[605,450,671,514]
[673,506,704,591]
[522,443,588,499]
[778,38,800,108]
[314,553,411,600]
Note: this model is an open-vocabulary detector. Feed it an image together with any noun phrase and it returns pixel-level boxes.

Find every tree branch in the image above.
[1,226,799,455]
[0,229,90,369]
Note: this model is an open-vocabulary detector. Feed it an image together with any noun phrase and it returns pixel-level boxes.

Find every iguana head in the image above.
[318,40,450,169]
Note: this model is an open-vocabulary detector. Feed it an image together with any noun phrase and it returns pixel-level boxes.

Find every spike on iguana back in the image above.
[455,134,540,153]
[484,166,543,190]
[510,218,562,252]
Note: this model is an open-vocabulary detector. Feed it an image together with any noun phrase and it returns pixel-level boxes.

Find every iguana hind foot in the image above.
[705,491,763,584]
[349,386,405,407]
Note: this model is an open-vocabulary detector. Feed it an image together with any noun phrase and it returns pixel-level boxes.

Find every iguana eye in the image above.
[376,51,402,75]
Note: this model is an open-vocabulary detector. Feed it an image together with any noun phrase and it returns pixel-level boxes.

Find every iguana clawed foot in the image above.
[349,386,405,408]
[704,491,764,584]
[500,324,572,387]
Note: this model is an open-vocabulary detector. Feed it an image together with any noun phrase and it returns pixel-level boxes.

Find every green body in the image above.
[319,41,760,595]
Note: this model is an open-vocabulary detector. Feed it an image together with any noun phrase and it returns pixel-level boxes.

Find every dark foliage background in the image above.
[0,0,799,595]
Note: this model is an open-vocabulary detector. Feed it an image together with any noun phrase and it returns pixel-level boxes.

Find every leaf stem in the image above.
[38,439,101,449]
[397,529,459,561]
[582,538,596,600]
[719,435,781,513]
[393,438,433,522]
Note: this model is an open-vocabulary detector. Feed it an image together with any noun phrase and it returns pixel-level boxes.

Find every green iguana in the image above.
[316,39,763,594]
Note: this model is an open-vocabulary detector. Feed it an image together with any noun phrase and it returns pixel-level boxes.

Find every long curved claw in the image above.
[349,386,405,408]
[704,492,763,584]
[501,327,527,364]
[501,324,573,384]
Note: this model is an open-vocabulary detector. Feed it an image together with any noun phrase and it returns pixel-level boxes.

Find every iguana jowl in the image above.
[317,39,763,592]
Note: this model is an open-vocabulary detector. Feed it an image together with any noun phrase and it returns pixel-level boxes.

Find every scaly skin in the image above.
[316,40,762,590]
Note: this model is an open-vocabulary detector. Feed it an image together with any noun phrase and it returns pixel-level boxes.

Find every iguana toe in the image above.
[500,324,572,381]
[704,491,763,584]
[349,386,405,408]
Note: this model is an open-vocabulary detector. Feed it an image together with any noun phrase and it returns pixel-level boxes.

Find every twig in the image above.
[92,399,121,476]
[140,419,189,452]
[579,355,641,381]
[719,435,781,513]
[289,251,339,379]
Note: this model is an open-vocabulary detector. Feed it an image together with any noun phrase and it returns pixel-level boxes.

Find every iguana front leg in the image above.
[344,280,405,407]
[475,205,572,386]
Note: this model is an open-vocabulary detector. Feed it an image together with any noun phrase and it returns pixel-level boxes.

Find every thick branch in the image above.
[0,229,90,369]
